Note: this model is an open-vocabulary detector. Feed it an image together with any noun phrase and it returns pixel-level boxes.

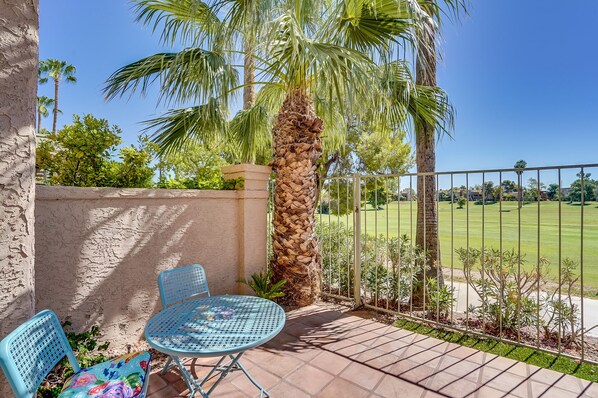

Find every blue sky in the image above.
[40,0,598,175]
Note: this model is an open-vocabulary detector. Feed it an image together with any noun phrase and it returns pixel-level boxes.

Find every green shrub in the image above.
[37,321,110,397]
[242,269,286,300]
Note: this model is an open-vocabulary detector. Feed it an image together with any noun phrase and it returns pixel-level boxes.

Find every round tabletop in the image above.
[145,295,286,358]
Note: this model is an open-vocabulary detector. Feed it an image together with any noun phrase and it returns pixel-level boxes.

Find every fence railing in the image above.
[315,163,598,363]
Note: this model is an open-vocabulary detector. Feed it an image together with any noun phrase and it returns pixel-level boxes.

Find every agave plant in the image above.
[242,269,287,300]
[105,0,455,306]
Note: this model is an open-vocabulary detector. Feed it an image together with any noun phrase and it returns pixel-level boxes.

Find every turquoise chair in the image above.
[158,263,210,309]
[157,264,210,375]
[0,310,151,398]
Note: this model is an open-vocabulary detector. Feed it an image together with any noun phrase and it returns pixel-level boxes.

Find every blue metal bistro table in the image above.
[145,295,286,398]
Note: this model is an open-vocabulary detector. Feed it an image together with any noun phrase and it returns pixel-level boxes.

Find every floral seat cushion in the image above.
[59,351,151,398]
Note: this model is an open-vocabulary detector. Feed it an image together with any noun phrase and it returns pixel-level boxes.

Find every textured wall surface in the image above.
[0,0,38,394]
[35,186,269,349]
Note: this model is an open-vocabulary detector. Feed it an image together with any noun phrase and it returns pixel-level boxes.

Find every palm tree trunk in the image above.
[413,16,444,307]
[37,106,41,135]
[243,37,255,110]
[52,77,58,134]
[0,0,38,394]
[270,89,323,306]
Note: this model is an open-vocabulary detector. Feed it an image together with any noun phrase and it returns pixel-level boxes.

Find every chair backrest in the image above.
[158,264,210,309]
[0,310,79,398]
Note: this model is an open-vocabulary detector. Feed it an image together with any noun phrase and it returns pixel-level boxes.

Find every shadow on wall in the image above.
[34,189,241,349]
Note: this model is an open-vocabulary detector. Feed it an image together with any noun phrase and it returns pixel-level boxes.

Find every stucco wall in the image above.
[0,0,39,394]
[35,185,268,349]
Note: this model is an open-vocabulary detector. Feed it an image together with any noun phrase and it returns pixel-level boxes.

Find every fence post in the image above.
[353,174,362,306]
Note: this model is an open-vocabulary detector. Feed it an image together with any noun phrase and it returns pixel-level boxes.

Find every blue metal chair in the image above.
[158,263,210,309]
[0,310,151,398]
[157,264,210,375]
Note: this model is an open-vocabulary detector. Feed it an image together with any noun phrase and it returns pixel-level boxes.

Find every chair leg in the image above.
[161,356,173,375]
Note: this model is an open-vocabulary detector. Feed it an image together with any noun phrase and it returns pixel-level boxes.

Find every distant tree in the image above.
[481,181,495,202]
[328,180,354,216]
[514,160,527,208]
[109,143,155,188]
[501,180,517,193]
[514,160,527,171]
[367,185,392,210]
[37,114,121,186]
[526,178,546,201]
[457,196,467,209]
[36,96,54,135]
[156,142,230,190]
[547,183,559,201]
[39,59,77,134]
[569,172,597,204]
[36,114,154,188]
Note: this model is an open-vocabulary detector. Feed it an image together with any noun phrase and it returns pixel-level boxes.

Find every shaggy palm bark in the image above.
[413,20,444,307]
[37,105,42,135]
[270,89,323,306]
[0,0,38,394]
[243,38,255,110]
[52,77,59,134]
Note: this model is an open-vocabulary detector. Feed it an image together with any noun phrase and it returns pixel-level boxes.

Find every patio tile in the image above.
[255,351,303,377]
[528,367,567,385]
[474,385,509,398]
[485,371,529,397]
[435,375,479,398]
[147,385,184,398]
[554,375,587,394]
[287,364,335,395]
[529,381,577,398]
[289,346,322,362]
[147,374,168,394]
[442,359,482,379]
[373,374,426,397]
[267,381,311,398]
[230,364,281,393]
[485,355,519,371]
[316,378,369,398]
[387,356,434,381]
[356,348,402,371]
[311,350,353,374]
[340,361,385,390]
[401,345,445,369]
[583,383,598,398]
[144,302,587,398]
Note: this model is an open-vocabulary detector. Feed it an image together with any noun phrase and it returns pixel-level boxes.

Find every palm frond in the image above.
[144,98,228,154]
[263,12,378,112]
[104,48,239,106]
[228,104,272,163]
[132,0,221,46]
[324,0,420,52]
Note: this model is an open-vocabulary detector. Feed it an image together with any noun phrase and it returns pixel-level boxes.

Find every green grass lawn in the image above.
[319,200,598,290]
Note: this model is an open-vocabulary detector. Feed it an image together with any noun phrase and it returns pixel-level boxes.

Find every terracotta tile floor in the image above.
[147,303,598,397]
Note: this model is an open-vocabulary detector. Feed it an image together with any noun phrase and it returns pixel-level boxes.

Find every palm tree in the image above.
[39,59,77,134]
[36,96,54,135]
[411,0,465,306]
[105,0,453,306]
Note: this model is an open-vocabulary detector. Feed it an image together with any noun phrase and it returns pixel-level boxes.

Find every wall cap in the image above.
[36,185,242,200]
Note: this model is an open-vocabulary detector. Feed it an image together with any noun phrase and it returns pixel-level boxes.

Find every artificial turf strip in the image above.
[394,319,598,383]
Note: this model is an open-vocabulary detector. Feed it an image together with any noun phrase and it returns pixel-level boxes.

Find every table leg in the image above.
[169,353,270,398]
[171,355,202,397]
[204,352,270,398]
